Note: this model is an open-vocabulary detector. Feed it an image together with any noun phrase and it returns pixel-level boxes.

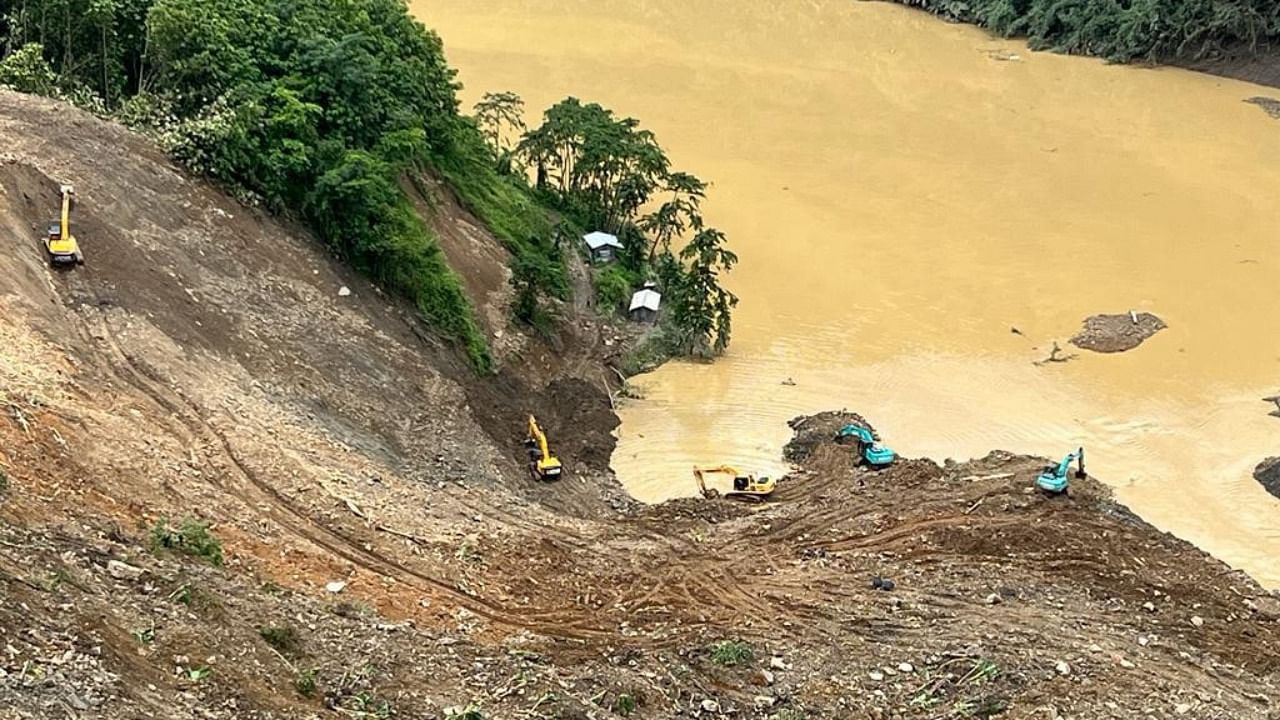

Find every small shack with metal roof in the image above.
[628,284,662,323]
[583,231,623,263]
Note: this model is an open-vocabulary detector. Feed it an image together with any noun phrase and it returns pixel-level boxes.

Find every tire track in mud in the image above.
[74,307,616,640]
[819,512,1038,553]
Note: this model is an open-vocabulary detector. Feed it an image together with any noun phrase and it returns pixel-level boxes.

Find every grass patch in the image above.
[444,704,485,720]
[0,467,8,494]
[295,667,319,698]
[150,517,223,566]
[594,264,641,315]
[258,625,303,658]
[132,621,156,645]
[433,147,568,301]
[614,693,638,716]
[621,327,680,376]
[709,639,754,667]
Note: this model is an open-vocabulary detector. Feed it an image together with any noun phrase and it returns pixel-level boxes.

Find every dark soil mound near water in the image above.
[1255,457,1280,499]
[785,410,876,463]
[1070,312,1167,353]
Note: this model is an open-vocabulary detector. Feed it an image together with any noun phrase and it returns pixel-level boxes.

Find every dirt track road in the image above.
[2,92,1279,719]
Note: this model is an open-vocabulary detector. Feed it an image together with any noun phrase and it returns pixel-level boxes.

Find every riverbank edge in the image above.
[884,1,1280,91]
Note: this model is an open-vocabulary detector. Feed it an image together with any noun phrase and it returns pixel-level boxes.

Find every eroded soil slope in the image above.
[2,94,1279,719]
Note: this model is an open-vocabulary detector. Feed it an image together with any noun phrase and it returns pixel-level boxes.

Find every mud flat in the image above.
[1070,312,1167,353]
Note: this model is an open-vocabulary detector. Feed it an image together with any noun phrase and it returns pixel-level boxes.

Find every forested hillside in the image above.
[894,0,1280,64]
[0,0,739,370]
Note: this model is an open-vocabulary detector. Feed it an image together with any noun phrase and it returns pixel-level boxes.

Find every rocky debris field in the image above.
[3,92,1280,720]
[1070,312,1167,353]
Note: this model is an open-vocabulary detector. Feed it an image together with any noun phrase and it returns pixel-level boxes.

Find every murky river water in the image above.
[414,0,1280,585]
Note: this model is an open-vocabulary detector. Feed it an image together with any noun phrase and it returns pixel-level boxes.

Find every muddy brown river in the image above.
[414,0,1280,585]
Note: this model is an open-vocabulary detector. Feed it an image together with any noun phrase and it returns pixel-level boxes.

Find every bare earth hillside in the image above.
[1,93,1279,720]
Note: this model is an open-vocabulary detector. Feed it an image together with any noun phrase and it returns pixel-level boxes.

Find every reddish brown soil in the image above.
[1,92,1279,720]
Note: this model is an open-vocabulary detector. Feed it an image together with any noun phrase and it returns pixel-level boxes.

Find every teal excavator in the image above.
[1037,448,1087,494]
[835,424,896,468]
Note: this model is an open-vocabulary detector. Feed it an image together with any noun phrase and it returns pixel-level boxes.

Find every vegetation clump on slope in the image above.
[894,0,1280,63]
[478,93,739,358]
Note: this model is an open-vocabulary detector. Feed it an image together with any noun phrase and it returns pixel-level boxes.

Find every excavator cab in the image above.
[44,184,83,266]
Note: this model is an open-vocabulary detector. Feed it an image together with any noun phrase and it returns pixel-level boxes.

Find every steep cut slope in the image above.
[0,89,621,616]
[3,93,1280,720]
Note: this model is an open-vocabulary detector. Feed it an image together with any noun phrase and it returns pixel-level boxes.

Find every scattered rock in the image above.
[1070,312,1166,353]
[337,286,351,297]
[898,662,914,673]
[1248,595,1280,621]
[984,593,1002,605]
[871,576,896,591]
[106,559,144,580]
[1120,659,1136,669]
[701,699,720,713]
[325,580,347,594]
[1191,616,1204,628]
[868,670,885,682]
[770,656,790,671]
[1055,661,1071,676]
[753,695,776,709]
[1142,602,1157,613]
[1088,644,1103,653]
[1175,703,1193,715]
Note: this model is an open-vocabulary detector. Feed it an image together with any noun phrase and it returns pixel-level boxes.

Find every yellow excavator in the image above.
[45,184,83,267]
[693,465,777,503]
[525,415,563,480]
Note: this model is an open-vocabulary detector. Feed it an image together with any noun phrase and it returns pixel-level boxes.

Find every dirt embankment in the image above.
[3,93,1280,720]
[1184,47,1280,92]
[1070,312,1167,353]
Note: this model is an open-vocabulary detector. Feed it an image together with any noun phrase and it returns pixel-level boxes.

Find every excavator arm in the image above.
[1037,447,1086,493]
[693,465,775,501]
[45,184,83,265]
[836,423,896,467]
[527,415,551,461]
[693,465,743,497]
[525,415,562,480]
[60,185,73,244]
[836,424,874,443]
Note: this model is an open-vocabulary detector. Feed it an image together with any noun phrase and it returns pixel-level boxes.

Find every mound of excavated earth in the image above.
[1256,457,1280,499]
[784,410,876,462]
[1070,312,1167,353]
